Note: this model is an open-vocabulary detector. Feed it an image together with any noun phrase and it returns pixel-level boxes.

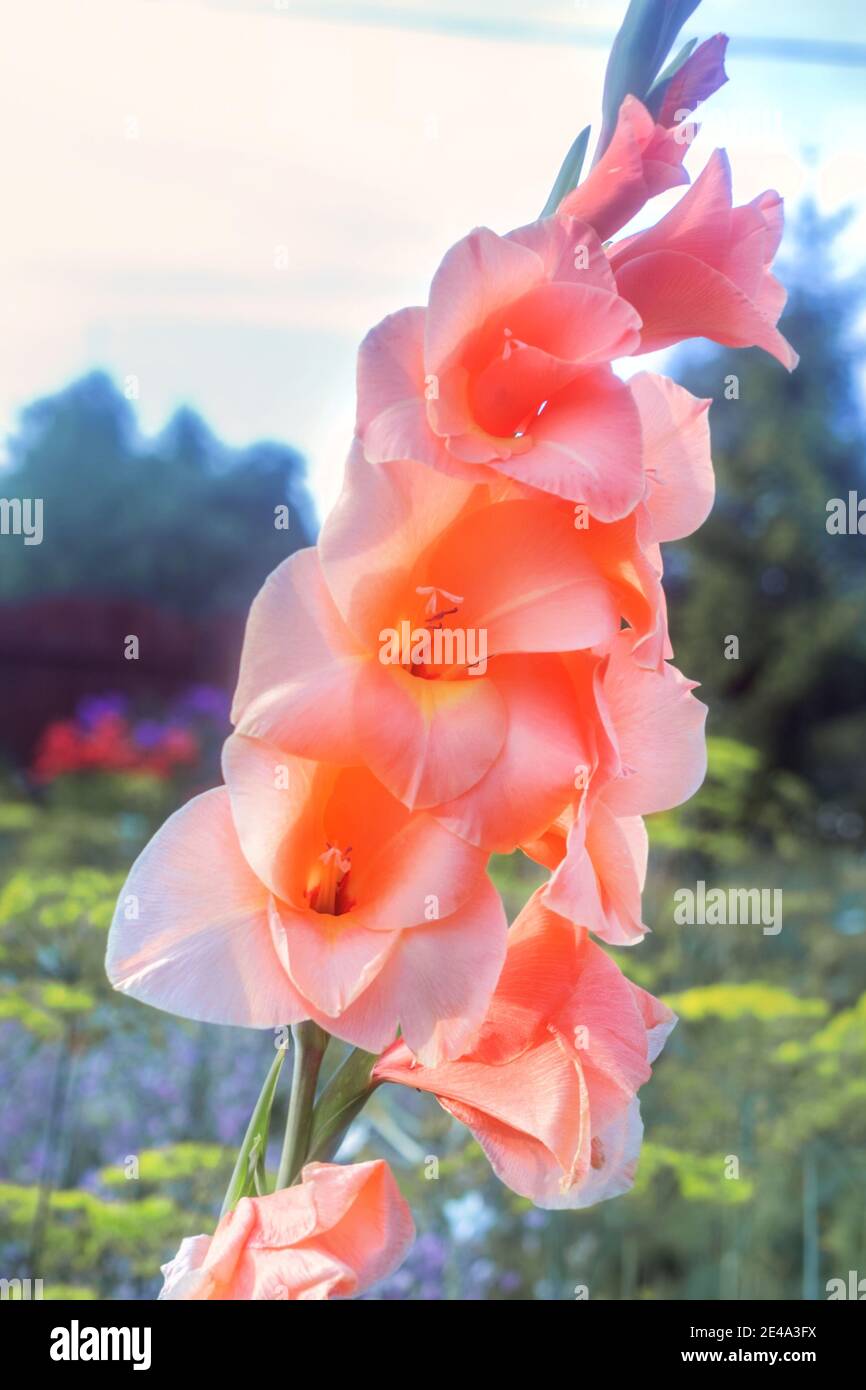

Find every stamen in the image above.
[306,842,352,915]
[319,843,352,875]
[425,605,459,628]
[416,584,464,617]
[501,325,528,361]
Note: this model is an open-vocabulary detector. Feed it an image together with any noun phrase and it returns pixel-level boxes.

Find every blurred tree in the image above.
[0,371,317,616]
[669,203,866,830]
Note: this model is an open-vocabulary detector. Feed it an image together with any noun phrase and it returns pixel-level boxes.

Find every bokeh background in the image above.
[1,0,865,1300]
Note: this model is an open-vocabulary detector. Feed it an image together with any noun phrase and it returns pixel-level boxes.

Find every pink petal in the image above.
[432,655,594,852]
[439,1047,588,1204]
[467,888,582,1063]
[270,900,400,1018]
[185,1162,414,1300]
[106,788,307,1027]
[552,933,655,1124]
[631,372,714,542]
[297,1161,415,1295]
[481,280,642,370]
[572,515,668,669]
[425,226,544,377]
[423,496,621,656]
[353,657,508,810]
[599,632,708,816]
[616,248,799,368]
[374,892,675,1208]
[506,214,618,292]
[612,149,734,270]
[356,306,426,436]
[496,368,644,517]
[222,732,333,908]
[558,96,688,240]
[159,1235,212,1300]
[630,984,678,1062]
[543,802,649,946]
[324,876,508,1065]
[348,808,488,931]
[540,1100,644,1211]
[389,877,508,1064]
[318,437,482,649]
[231,547,367,763]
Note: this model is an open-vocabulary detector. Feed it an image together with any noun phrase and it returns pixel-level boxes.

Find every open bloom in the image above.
[231,444,651,852]
[159,1161,413,1300]
[106,734,507,1064]
[558,39,728,240]
[228,375,713,858]
[522,628,709,945]
[500,369,713,674]
[374,891,676,1209]
[610,149,798,369]
[358,216,647,518]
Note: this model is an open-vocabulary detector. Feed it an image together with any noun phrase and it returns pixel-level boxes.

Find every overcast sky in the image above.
[2,0,865,520]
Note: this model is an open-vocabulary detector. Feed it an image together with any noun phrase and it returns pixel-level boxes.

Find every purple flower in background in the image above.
[76,693,128,729]
[364,1229,447,1300]
[173,684,231,724]
[131,719,167,749]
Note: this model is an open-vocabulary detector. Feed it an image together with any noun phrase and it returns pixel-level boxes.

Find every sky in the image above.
[2,0,866,521]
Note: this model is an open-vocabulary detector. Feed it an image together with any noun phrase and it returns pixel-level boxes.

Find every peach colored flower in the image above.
[492,368,713,674]
[357,217,646,518]
[522,628,708,945]
[107,737,506,1064]
[558,40,728,241]
[610,149,798,369]
[558,96,690,242]
[374,891,676,1209]
[525,801,650,948]
[629,371,714,546]
[159,1161,413,1300]
[578,370,713,670]
[230,447,647,852]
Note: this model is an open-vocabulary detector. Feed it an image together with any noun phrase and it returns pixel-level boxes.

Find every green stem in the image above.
[276,1022,329,1188]
[307,1047,380,1165]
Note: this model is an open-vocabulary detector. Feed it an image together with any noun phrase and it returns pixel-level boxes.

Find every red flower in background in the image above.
[29,688,227,783]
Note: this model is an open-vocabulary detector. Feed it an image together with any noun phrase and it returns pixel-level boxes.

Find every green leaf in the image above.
[540,125,591,219]
[220,1043,287,1217]
[308,1047,379,1164]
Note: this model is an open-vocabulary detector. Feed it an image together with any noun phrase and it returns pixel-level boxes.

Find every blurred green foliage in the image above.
[671,202,866,831]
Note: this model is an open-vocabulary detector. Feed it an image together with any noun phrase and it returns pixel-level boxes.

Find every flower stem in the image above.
[307,1047,380,1164]
[276,1022,329,1188]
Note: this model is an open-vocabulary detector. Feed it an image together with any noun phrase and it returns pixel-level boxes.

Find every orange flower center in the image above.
[305,843,353,916]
